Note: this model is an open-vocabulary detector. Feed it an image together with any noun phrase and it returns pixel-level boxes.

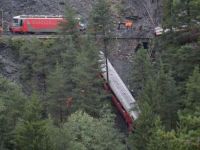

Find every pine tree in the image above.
[89,0,112,36]
[163,0,175,29]
[71,37,108,117]
[59,3,80,48]
[147,110,200,150]
[19,39,53,96]
[155,65,180,129]
[184,66,200,112]
[128,102,157,150]
[14,94,52,150]
[46,63,69,123]
[130,48,154,97]
[136,64,180,129]
[0,76,27,149]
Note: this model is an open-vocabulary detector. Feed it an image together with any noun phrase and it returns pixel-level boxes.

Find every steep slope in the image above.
[0,0,163,83]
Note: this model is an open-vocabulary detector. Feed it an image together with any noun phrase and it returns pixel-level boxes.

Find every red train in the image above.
[9,15,85,33]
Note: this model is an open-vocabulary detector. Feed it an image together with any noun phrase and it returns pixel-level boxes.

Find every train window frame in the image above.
[13,19,18,24]
[13,19,20,27]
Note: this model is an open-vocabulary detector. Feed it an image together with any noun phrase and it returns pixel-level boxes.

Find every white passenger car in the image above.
[154,26,163,36]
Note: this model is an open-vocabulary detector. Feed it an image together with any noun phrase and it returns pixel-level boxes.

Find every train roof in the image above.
[13,15,63,19]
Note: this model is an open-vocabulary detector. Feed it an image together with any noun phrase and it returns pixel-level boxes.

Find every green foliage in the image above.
[46,63,69,123]
[162,0,175,28]
[147,111,200,150]
[18,39,55,95]
[90,0,112,34]
[71,37,108,117]
[128,102,157,150]
[14,95,52,150]
[62,111,126,150]
[184,66,200,112]
[130,1,200,149]
[155,65,180,129]
[159,42,200,92]
[0,76,27,149]
[174,0,200,26]
[137,64,179,129]
[130,48,154,97]
[59,3,80,46]
[163,0,200,28]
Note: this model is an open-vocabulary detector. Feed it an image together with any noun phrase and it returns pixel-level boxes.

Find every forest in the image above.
[0,0,200,150]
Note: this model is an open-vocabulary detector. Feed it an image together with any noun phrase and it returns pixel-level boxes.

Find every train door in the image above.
[19,19,23,27]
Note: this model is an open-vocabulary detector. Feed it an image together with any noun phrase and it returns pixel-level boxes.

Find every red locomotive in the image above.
[9,15,86,33]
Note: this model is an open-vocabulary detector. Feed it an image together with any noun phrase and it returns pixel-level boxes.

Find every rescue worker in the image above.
[125,20,133,29]
[0,26,3,34]
[118,19,133,30]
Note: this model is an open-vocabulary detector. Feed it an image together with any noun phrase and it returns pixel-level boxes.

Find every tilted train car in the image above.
[99,52,139,131]
[9,15,86,33]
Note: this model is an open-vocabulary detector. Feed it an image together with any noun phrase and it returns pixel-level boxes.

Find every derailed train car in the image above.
[99,52,139,131]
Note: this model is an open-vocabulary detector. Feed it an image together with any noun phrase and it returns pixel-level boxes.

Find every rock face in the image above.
[0,0,162,84]
[0,41,19,81]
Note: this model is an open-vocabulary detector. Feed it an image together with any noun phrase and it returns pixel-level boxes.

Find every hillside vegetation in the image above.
[128,0,200,149]
[0,0,200,150]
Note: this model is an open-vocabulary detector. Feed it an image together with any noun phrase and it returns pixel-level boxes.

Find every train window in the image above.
[13,19,18,24]
[13,19,19,26]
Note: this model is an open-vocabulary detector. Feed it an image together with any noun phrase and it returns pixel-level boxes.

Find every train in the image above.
[9,15,86,34]
[99,52,139,131]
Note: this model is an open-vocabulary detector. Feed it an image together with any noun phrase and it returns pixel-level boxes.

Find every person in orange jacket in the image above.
[125,20,133,29]
[0,26,3,34]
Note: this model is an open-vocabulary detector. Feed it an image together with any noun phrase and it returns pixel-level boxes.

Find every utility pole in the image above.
[103,36,109,83]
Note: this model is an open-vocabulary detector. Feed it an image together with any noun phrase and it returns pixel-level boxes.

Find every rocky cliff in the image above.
[0,0,162,84]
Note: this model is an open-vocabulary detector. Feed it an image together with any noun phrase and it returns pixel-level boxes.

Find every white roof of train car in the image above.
[13,15,63,19]
[99,52,139,119]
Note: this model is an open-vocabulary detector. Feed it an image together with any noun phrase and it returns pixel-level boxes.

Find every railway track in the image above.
[0,32,152,40]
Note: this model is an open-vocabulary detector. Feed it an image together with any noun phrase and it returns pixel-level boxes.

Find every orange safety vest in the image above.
[0,26,2,33]
[125,20,133,29]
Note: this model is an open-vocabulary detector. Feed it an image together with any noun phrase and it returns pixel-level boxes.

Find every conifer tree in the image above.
[14,94,52,150]
[184,66,200,112]
[19,39,53,96]
[128,102,157,150]
[90,0,112,36]
[46,63,69,123]
[59,2,80,48]
[155,65,180,129]
[163,0,175,29]
[71,37,108,117]
[147,110,200,150]
[135,63,179,129]
[130,48,154,97]
[0,76,27,149]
